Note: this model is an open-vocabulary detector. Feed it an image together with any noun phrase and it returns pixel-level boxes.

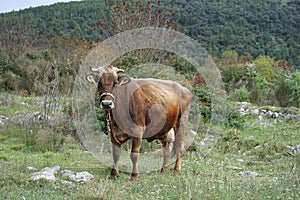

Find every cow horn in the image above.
[90,66,100,72]
[117,68,125,73]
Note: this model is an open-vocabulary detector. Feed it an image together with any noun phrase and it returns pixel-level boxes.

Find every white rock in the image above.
[27,166,37,171]
[287,144,300,155]
[31,165,60,181]
[30,166,94,183]
[61,180,76,187]
[31,173,56,181]
[239,171,259,177]
[0,115,8,125]
[251,109,260,115]
[61,169,75,177]
[70,171,94,182]
[226,166,243,170]
[199,141,206,147]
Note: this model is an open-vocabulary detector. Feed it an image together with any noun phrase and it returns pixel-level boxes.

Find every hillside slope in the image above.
[0,0,299,65]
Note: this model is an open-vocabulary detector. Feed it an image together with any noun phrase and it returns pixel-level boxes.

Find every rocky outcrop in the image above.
[30,165,94,183]
[287,144,300,155]
[237,102,300,121]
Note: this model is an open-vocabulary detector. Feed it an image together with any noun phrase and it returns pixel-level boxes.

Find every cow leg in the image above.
[174,106,190,172]
[130,137,142,180]
[161,129,175,172]
[174,126,185,172]
[161,141,173,172]
[110,143,121,179]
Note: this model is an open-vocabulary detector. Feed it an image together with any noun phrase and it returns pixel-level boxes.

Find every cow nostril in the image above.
[100,100,114,109]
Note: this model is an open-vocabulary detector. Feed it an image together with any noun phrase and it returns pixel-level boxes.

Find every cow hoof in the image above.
[110,168,119,179]
[161,167,168,173]
[130,173,139,180]
[173,167,181,174]
[109,175,118,179]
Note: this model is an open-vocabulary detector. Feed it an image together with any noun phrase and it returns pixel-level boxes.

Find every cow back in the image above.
[111,78,183,140]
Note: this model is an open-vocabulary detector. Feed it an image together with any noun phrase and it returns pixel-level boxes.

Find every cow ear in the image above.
[116,76,130,86]
[86,74,99,84]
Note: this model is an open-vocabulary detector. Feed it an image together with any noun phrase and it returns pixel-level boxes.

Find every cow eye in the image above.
[97,78,102,86]
[113,79,119,87]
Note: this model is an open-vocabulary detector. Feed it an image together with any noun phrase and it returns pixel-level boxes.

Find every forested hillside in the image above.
[172,0,300,65]
[1,0,299,65]
[0,0,299,108]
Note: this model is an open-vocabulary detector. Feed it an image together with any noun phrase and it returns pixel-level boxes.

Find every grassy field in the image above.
[0,94,299,199]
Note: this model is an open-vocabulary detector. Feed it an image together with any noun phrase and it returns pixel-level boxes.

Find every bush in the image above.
[11,143,25,151]
[254,55,275,83]
[35,129,65,152]
[221,50,239,65]
[230,86,249,102]
[246,65,272,105]
[194,84,244,129]
[285,71,300,107]
[274,72,292,107]
[224,102,245,129]
[113,55,139,71]
[0,154,8,161]
[194,84,211,122]
[221,65,247,92]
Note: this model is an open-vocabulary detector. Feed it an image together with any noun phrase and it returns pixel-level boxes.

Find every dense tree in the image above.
[0,0,299,109]
[253,55,275,83]
[0,0,299,66]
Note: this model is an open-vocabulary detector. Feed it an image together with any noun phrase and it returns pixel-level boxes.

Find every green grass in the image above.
[0,95,299,199]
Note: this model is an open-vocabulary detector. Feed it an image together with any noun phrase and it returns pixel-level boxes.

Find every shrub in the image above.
[43,151,55,158]
[246,65,272,105]
[224,102,245,129]
[113,55,139,71]
[11,143,25,151]
[34,129,65,152]
[221,50,239,65]
[285,71,300,108]
[0,154,8,161]
[274,72,292,107]
[194,84,211,122]
[221,65,247,92]
[254,55,275,83]
[230,86,249,102]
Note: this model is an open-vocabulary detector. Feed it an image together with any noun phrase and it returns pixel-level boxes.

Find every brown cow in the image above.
[86,65,192,179]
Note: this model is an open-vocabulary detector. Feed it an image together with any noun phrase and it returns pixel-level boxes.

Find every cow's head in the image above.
[86,65,130,110]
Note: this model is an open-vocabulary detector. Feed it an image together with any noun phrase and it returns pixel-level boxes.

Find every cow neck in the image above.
[106,111,122,145]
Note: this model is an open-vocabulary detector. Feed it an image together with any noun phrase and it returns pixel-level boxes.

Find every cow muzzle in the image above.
[99,93,115,110]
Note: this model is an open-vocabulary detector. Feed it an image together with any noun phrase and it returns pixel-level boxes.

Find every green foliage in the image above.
[194,84,244,129]
[113,55,139,71]
[1,94,300,199]
[224,102,245,129]
[217,128,286,161]
[194,84,211,122]
[170,55,197,79]
[1,0,299,66]
[170,0,300,66]
[43,151,55,158]
[0,154,8,160]
[253,55,275,82]
[285,71,300,107]
[274,69,293,107]
[0,135,8,142]
[221,65,247,92]
[0,0,299,110]
[246,65,273,105]
[230,86,249,102]
[35,129,65,152]
[11,143,25,151]
[95,107,106,134]
[221,50,239,65]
